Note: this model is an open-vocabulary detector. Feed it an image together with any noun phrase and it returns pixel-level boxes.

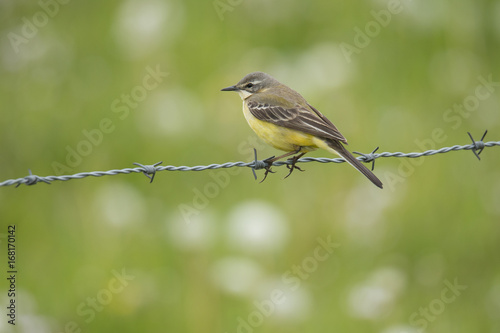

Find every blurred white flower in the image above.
[226,200,290,254]
[211,257,264,296]
[166,211,215,251]
[112,0,184,58]
[256,278,312,323]
[138,87,204,138]
[348,267,407,320]
[271,42,354,96]
[344,183,398,246]
[401,1,449,31]
[15,315,53,333]
[94,182,146,227]
[0,291,53,333]
[349,285,393,319]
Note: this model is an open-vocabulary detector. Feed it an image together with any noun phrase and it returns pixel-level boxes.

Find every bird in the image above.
[221,71,383,188]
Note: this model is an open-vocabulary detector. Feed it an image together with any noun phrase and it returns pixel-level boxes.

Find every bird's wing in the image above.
[247,100,348,144]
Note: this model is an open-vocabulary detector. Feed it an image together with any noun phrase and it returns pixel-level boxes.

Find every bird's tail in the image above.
[325,139,383,189]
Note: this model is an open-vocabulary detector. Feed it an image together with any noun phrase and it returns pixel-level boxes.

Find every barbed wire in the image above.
[0,131,498,188]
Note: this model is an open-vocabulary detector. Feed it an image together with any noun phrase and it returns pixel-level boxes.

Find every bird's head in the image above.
[221,72,279,99]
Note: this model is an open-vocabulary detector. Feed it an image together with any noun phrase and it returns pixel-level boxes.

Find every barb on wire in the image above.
[251,148,268,180]
[467,130,488,160]
[133,161,163,183]
[1,131,498,188]
[14,169,51,188]
[353,146,379,171]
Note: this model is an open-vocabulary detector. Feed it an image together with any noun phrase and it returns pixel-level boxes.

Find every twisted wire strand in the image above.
[1,139,498,188]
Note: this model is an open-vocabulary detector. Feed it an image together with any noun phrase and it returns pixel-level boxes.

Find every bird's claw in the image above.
[284,156,305,179]
[259,156,276,183]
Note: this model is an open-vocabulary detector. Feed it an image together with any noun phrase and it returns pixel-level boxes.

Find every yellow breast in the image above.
[242,104,318,152]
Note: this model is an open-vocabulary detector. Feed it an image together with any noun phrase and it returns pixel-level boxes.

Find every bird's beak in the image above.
[221,85,238,92]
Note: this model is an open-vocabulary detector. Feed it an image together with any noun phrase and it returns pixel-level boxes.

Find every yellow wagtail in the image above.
[221,72,383,189]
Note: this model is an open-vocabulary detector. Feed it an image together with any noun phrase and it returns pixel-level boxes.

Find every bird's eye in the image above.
[245,83,254,89]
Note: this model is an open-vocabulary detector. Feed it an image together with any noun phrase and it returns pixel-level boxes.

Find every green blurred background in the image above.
[1,0,500,332]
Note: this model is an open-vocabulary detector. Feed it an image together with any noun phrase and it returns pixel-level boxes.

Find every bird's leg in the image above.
[284,152,306,179]
[259,149,302,183]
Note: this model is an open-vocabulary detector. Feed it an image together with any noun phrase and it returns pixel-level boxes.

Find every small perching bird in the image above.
[221,71,383,189]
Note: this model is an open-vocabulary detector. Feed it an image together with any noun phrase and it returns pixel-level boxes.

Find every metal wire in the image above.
[1,131,498,188]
